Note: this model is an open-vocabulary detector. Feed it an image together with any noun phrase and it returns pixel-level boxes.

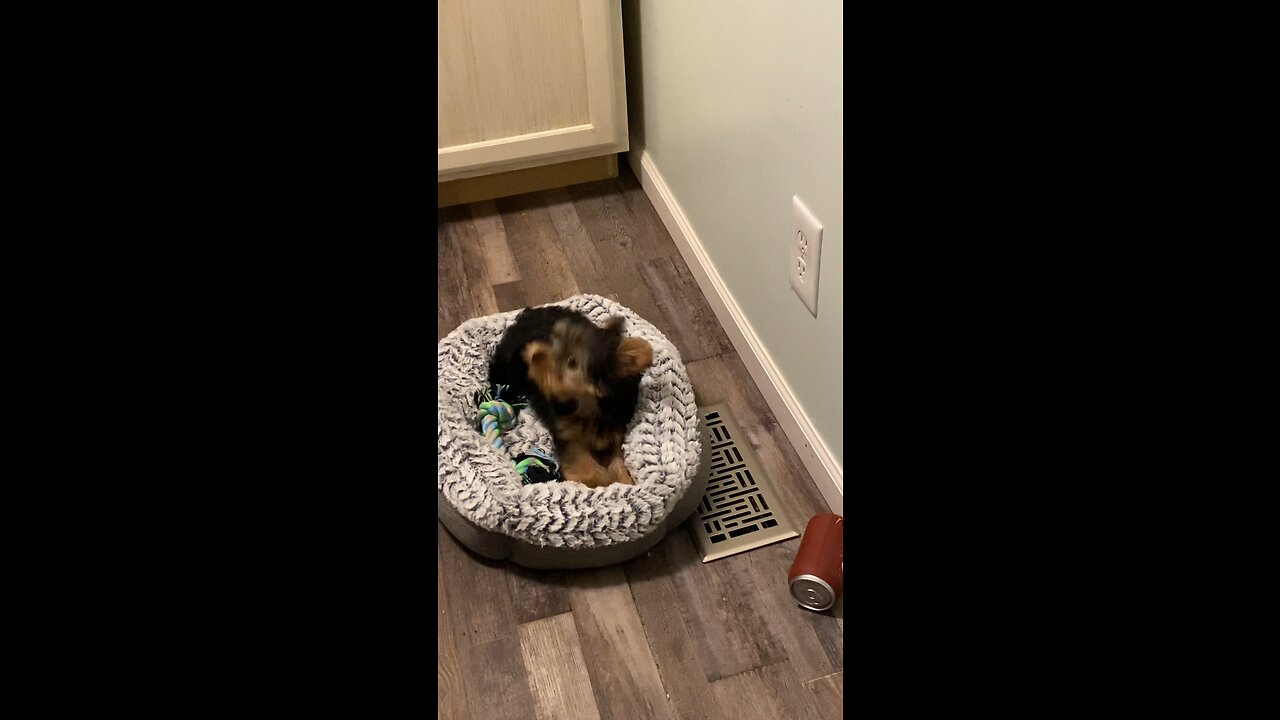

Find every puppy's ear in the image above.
[604,316,625,335]
[523,341,556,395]
[522,340,550,366]
[524,335,550,371]
[615,337,652,377]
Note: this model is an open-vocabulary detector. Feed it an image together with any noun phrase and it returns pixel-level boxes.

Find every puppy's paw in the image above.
[562,462,612,488]
[607,454,634,485]
[558,444,610,488]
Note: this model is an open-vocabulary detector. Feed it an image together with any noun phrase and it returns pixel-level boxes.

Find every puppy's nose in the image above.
[553,399,579,415]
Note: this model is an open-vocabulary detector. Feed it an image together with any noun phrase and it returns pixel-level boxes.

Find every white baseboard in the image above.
[627,147,844,517]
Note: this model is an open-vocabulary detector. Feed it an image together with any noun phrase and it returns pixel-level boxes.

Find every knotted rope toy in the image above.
[473,384,561,485]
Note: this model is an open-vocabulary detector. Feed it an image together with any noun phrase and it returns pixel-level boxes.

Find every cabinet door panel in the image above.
[438,0,627,181]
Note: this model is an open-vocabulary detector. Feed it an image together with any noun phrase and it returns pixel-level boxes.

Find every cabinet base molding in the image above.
[437,154,618,208]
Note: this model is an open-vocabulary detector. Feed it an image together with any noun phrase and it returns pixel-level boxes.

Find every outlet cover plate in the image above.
[790,195,822,316]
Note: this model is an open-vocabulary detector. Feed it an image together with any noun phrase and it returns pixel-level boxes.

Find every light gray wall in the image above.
[624,0,844,472]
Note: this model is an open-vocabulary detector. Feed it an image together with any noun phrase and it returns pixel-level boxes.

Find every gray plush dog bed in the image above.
[437,294,705,569]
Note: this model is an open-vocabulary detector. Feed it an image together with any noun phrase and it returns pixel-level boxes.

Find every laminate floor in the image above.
[438,163,842,720]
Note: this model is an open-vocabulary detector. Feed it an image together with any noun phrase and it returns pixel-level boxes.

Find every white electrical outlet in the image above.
[789,195,823,317]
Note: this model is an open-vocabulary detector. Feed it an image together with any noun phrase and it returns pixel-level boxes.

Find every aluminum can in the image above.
[788,512,843,611]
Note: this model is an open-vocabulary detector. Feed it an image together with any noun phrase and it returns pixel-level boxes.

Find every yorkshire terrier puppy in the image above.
[489,306,653,488]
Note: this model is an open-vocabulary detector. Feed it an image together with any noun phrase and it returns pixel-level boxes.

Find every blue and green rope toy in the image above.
[473,384,561,485]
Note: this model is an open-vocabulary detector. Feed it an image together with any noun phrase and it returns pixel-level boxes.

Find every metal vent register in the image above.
[688,403,799,562]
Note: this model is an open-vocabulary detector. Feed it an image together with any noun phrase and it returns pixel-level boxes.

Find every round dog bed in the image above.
[437,294,705,569]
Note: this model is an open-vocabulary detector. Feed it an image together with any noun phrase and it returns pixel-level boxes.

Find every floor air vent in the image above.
[687,403,799,562]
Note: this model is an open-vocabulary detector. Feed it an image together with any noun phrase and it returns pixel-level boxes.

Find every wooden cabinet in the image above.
[437,0,629,183]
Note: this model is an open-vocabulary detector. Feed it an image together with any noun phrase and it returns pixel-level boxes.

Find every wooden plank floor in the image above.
[438,164,843,720]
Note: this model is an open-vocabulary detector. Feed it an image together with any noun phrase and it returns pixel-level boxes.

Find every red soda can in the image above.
[788,513,843,611]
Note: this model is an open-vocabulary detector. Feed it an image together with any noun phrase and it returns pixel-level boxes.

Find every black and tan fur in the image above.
[489,306,653,487]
